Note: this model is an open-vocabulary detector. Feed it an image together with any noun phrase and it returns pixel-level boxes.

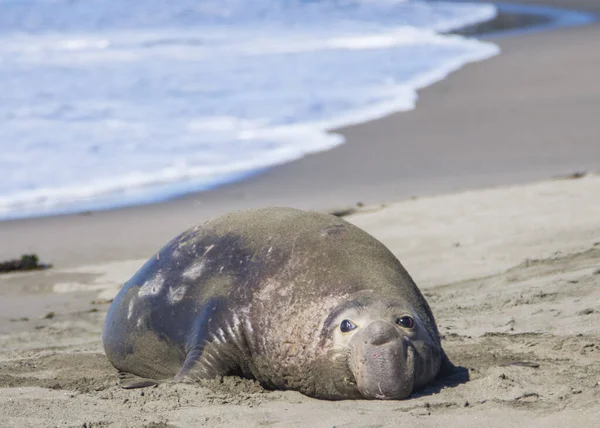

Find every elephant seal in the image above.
[103,207,452,399]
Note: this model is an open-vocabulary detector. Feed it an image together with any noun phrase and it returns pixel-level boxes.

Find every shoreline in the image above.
[2,0,600,268]
[1,1,594,224]
[452,1,595,38]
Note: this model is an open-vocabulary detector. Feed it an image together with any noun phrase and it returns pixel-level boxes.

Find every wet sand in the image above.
[1,1,599,426]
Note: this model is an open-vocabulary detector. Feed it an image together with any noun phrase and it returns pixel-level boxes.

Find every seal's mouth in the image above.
[372,345,415,399]
[348,321,415,400]
[328,349,361,398]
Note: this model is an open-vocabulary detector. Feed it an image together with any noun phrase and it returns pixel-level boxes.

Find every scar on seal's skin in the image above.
[320,224,346,237]
[167,285,187,304]
[127,299,135,320]
[182,260,206,280]
[138,272,165,297]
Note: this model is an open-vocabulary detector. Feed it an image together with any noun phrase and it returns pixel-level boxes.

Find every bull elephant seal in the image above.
[103,207,452,399]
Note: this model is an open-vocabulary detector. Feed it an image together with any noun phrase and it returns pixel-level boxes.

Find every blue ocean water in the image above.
[0,0,498,219]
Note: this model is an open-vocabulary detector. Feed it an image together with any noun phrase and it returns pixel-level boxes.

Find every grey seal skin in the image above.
[103,207,452,399]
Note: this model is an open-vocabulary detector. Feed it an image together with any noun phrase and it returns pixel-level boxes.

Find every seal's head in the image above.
[326,298,444,400]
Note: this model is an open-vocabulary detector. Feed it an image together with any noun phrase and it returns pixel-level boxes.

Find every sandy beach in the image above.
[1,0,599,426]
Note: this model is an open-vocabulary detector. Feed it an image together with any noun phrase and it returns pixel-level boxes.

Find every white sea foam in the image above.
[0,0,499,219]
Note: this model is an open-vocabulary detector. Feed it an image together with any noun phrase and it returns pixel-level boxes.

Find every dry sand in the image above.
[1,174,599,427]
[1,0,600,426]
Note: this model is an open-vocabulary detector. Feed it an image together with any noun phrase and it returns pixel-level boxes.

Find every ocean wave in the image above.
[0,0,498,219]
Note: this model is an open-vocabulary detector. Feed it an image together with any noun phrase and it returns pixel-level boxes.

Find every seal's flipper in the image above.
[175,347,214,381]
[118,371,158,389]
[176,343,240,381]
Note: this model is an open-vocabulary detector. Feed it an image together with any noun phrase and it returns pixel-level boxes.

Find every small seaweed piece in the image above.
[329,208,357,218]
[500,361,540,368]
[0,253,53,273]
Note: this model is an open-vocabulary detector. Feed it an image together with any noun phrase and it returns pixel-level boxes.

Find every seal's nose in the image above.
[365,320,400,346]
[349,320,414,399]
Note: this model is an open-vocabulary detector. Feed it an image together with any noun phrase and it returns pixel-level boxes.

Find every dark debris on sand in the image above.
[0,254,53,274]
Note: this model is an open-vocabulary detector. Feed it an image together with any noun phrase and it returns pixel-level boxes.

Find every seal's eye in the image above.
[340,319,357,333]
[396,315,415,329]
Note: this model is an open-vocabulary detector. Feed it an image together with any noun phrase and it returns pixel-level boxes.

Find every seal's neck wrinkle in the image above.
[243,287,340,393]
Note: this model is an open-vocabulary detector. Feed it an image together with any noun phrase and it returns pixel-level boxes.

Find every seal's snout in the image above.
[364,320,400,346]
[349,320,414,400]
